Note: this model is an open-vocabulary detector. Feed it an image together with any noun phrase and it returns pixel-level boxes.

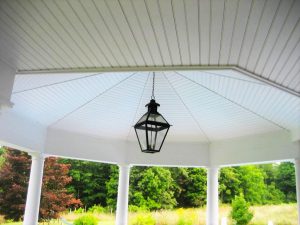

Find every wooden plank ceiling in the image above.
[0,0,299,93]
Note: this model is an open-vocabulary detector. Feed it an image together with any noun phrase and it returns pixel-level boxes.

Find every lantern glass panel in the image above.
[148,113,167,124]
[137,113,148,124]
[135,124,147,150]
[146,124,168,151]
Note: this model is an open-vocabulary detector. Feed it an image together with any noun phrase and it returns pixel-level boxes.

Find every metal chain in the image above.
[151,72,155,99]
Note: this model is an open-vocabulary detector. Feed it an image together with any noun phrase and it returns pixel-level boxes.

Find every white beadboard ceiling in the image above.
[0,0,299,94]
[12,71,300,142]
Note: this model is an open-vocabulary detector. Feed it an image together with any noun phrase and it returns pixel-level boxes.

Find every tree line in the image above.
[0,148,297,221]
[62,159,296,211]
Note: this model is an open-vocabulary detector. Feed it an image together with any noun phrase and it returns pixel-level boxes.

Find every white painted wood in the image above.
[23,153,45,225]
[210,0,225,64]
[0,61,15,110]
[199,0,210,64]
[207,166,219,225]
[116,164,131,225]
[295,158,300,225]
[219,0,239,65]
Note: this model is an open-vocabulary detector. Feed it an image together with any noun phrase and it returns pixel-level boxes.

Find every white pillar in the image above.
[295,158,300,225]
[0,60,15,112]
[23,153,45,225]
[207,166,219,225]
[116,164,131,225]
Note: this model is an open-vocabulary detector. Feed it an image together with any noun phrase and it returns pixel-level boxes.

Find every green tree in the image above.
[105,165,119,211]
[130,167,176,210]
[219,167,241,203]
[236,166,267,204]
[231,195,253,225]
[275,162,296,202]
[60,159,117,208]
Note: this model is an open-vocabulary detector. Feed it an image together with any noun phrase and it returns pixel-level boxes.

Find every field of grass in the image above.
[0,204,297,225]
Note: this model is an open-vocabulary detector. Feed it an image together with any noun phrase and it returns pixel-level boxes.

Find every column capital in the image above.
[29,152,46,161]
[207,165,220,170]
[118,163,131,169]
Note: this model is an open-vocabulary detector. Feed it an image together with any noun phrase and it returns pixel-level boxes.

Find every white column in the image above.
[116,164,131,225]
[295,158,300,225]
[207,166,219,225]
[0,60,15,112]
[23,153,45,225]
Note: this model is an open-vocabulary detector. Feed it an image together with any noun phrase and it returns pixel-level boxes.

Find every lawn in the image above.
[1,204,297,225]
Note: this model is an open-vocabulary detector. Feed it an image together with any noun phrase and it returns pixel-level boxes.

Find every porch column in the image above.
[0,60,15,112]
[295,158,300,225]
[207,166,219,225]
[23,153,45,225]
[116,164,131,225]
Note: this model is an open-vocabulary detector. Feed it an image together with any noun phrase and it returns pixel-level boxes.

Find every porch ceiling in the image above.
[12,70,300,143]
[0,0,299,94]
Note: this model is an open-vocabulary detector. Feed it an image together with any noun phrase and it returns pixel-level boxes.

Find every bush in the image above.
[73,214,99,225]
[74,207,85,214]
[129,205,149,212]
[88,205,106,213]
[176,208,194,225]
[131,214,156,225]
[231,195,253,225]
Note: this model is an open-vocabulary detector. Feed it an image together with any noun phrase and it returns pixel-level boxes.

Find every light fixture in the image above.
[134,72,171,153]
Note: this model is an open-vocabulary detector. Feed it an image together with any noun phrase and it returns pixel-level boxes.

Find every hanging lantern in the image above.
[134,73,171,153]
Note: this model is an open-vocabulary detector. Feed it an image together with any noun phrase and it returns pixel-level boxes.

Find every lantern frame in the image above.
[134,99,171,153]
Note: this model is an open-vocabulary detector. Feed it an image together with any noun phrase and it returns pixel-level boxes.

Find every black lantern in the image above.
[134,73,171,153]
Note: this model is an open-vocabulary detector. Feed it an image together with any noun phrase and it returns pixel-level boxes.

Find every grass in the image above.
[0,204,297,225]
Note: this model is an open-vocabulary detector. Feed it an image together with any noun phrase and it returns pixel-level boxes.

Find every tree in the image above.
[231,195,253,225]
[0,149,31,220]
[219,167,241,203]
[235,166,267,204]
[275,162,296,202]
[0,149,80,221]
[105,165,119,211]
[40,157,81,219]
[60,159,116,208]
[129,167,177,210]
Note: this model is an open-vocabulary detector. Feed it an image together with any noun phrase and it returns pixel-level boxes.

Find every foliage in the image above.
[176,208,194,225]
[105,165,119,211]
[40,157,81,219]
[73,214,99,225]
[130,214,156,225]
[235,166,267,205]
[171,168,207,207]
[60,159,117,208]
[275,162,296,202]
[0,149,80,221]
[88,205,106,214]
[219,167,241,203]
[0,149,31,220]
[231,195,253,225]
[130,167,176,210]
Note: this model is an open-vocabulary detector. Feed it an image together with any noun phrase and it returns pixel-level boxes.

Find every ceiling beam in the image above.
[17,65,299,98]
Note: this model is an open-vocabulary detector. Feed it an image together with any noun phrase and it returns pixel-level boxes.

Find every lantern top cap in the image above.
[146,99,160,113]
[145,99,160,107]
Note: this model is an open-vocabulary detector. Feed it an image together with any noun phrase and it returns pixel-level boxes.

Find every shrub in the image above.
[131,214,156,225]
[74,207,85,214]
[129,205,149,212]
[88,205,106,213]
[231,195,253,225]
[73,214,99,225]
[176,208,194,225]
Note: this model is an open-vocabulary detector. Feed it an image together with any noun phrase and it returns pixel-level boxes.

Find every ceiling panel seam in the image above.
[126,72,150,140]
[175,71,289,131]
[164,72,211,143]
[48,72,138,127]
[12,73,104,94]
